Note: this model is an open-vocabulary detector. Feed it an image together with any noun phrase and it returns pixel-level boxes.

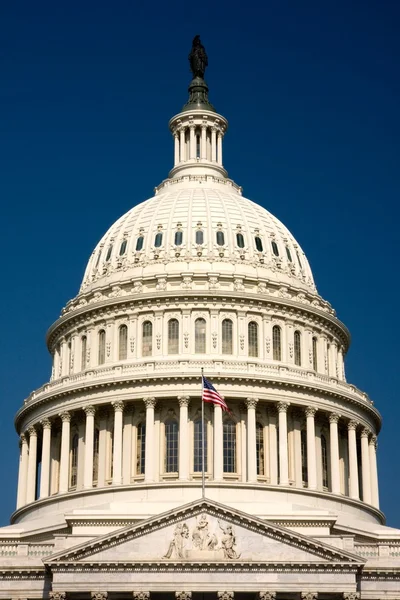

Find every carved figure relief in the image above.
[163,516,239,560]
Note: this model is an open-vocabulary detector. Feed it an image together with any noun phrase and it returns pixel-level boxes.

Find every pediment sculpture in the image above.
[163,514,240,560]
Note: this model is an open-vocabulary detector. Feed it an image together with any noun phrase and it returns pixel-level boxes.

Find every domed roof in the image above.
[80,180,315,295]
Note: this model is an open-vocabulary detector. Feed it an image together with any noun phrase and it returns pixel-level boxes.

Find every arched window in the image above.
[174,231,183,246]
[255,236,263,252]
[195,318,206,353]
[294,330,301,366]
[222,319,233,354]
[142,321,153,357]
[256,422,264,476]
[154,232,163,247]
[136,236,144,251]
[223,420,236,473]
[301,430,308,485]
[168,319,179,354]
[195,230,204,245]
[165,420,178,473]
[93,428,100,482]
[296,250,303,269]
[70,433,79,488]
[196,133,201,158]
[236,233,245,248]
[271,241,280,257]
[136,422,146,475]
[105,245,113,261]
[194,419,207,472]
[248,321,258,358]
[119,239,127,255]
[80,335,87,371]
[286,246,293,262]
[272,325,281,361]
[216,231,225,246]
[321,434,329,488]
[312,337,318,371]
[98,330,106,365]
[119,325,128,360]
[67,341,72,374]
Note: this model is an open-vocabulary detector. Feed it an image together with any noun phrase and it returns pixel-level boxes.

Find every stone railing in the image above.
[22,359,373,409]
[0,542,54,557]
[354,543,400,558]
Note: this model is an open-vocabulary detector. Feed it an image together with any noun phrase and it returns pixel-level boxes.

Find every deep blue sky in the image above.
[1,1,399,527]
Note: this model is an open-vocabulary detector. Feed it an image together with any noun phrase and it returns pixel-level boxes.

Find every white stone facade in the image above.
[2,43,400,600]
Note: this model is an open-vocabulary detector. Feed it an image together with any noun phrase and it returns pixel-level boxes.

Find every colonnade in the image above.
[16,399,379,511]
[173,122,224,167]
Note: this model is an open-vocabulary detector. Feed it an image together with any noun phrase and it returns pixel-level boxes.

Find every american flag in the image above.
[202,376,230,412]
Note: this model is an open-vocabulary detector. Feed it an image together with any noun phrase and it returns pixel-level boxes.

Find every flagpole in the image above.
[201,367,205,499]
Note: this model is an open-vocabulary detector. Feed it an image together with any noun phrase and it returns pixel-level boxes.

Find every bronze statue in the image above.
[189,35,208,79]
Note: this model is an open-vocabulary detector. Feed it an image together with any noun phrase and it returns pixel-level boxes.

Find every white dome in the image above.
[80,180,315,295]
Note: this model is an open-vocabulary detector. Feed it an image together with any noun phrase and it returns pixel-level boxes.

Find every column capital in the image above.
[178,396,190,408]
[277,401,289,413]
[301,594,318,600]
[84,405,96,417]
[343,594,360,600]
[40,418,52,430]
[59,411,71,423]
[49,593,66,600]
[361,427,371,439]
[259,593,276,600]
[143,397,157,409]
[28,426,37,437]
[91,594,108,600]
[245,397,259,409]
[329,412,341,424]
[217,593,234,600]
[348,419,358,431]
[176,593,192,600]
[111,400,124,413]
[305,406,316,418]
[20,433,28,444]
[133,593,150,600]
[370,434,377,447]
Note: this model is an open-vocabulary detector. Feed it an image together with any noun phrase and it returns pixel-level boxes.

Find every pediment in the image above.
[46,499,363,567]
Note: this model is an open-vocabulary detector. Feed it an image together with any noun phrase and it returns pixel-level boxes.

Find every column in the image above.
[39,418,52,499]
[217,131,223,165]
[277,402,289,486]
[178,396,190,481]
[97,409,108,488]
[122,406,134,485]
[211,127,217,162]
[337,346,345,380]
[246,398,258,483]
[174,132,179,166]
[59,411,71,494]
[144,397,156,482]
[293,411,303,488]
[305,407,317,490]
[189,125,195,159]
[201,124,207,159]
[26,427,38,504]
[112,401,124,485]
[369,435,379,508]
[179,127,185,162]
[83,406,95,489]
[347,420,359,500]
[16,434,29,508]
[329,413,341,495]
[360,427,371,504]
[268,408,278,485]
[214,403,223,481]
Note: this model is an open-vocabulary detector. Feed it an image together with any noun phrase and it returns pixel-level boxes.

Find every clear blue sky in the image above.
[1,1,399,527]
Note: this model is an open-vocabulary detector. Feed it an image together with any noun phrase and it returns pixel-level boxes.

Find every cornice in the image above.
[15,370,381,432]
